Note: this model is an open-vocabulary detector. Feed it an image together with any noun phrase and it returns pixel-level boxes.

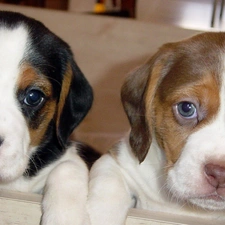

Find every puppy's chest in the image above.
[130,164,165,205]
[117,143,166,205]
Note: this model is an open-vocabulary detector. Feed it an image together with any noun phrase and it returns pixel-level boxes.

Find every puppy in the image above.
[0,11,99,225]
[88,32,225,224]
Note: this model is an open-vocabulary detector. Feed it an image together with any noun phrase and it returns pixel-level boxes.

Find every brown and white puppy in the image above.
[0,11,99,225]
[88,32,225,224]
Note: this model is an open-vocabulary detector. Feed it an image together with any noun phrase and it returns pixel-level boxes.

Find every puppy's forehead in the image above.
[157,33,225,103]
[0,24,28,84]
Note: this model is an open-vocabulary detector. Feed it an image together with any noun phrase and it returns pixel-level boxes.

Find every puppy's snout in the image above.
[205,163,225,188]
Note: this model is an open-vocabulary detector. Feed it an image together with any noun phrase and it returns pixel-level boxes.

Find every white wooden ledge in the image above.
[0,189,219,225]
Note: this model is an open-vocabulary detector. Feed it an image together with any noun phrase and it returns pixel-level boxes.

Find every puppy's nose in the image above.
[205,163,225,188]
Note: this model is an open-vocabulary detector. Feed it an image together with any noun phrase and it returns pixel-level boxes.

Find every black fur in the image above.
[24,121,63,177]
[0,11,93,177]
[76,143,101,169]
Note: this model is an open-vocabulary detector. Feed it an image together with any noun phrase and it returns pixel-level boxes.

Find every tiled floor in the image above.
[136,0,225,31]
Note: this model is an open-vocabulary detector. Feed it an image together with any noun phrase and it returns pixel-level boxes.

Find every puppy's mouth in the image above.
[189,193,225,211]
[201,193,224,202]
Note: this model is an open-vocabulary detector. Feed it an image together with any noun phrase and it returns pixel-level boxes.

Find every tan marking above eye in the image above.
[17,64,56,148]
[18,64,52,96]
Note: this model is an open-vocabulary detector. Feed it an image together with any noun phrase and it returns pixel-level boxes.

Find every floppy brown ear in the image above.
[121,64,151,162]
[121,46,175,162]
[56,61,93,147]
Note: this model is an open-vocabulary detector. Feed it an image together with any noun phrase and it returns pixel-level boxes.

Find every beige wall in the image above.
[68,0,94,12]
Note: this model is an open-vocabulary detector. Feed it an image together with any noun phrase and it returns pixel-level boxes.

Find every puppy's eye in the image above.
[24,90,44,107]
[177,102,197,118]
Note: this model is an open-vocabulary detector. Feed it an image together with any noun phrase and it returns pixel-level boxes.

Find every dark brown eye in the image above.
[24,90,44,107]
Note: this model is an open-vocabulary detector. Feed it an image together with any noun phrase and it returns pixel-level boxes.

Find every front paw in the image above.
[40,160,90,225]
[41,211,83,225]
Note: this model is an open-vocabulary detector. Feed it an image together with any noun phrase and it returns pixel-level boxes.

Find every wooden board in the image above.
[0,190,219,225]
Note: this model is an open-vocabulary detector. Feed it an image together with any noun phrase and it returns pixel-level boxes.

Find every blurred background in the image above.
[0,0,224,31]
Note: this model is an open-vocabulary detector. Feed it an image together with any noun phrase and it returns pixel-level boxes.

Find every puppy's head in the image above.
[0,11,92,182]
[122,32,225,210]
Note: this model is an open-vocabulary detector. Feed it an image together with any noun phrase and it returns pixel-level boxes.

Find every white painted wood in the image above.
[0,190,218,225]
[0,190,41,225]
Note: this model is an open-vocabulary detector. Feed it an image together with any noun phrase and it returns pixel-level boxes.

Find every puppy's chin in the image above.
[166,169,225,211]
[189,195,225,211]
[0,137,30,183]
[0,152,29,183]
[166,183,225,211]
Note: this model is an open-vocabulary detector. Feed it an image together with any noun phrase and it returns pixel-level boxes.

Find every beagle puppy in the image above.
[0,11,99,225]
[88,32,225,224]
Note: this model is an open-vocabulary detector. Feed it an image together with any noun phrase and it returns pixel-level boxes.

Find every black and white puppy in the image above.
[0,11,99,225]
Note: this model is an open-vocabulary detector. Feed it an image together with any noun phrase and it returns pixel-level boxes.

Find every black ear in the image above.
[121,64,151,162]
[56,61,93,147]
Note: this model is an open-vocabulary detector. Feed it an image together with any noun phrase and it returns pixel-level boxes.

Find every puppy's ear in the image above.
[121,46,174,162]
[121,64,151,162]
[56,61,93,147]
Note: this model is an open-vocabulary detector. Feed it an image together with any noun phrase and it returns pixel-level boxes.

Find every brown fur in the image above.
[56,64,73,134]
[18,64,57,147]
[121,32,224,165]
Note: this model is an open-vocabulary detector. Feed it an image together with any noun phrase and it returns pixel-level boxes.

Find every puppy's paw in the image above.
[41,160,90,225]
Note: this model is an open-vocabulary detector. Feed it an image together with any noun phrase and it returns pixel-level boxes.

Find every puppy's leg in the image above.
[88,154,133,225]
[41,154,90,225]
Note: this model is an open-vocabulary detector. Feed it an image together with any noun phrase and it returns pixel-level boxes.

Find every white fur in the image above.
[167,75,225,211]
[88,135,225,225]
[0,25,90,225]
[41,146,90,225]
[1,144,91,225]
[88,76,225,224]
[0,26,30,182]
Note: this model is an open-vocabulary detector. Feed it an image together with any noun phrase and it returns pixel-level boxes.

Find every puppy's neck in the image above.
[139,138,167,197]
